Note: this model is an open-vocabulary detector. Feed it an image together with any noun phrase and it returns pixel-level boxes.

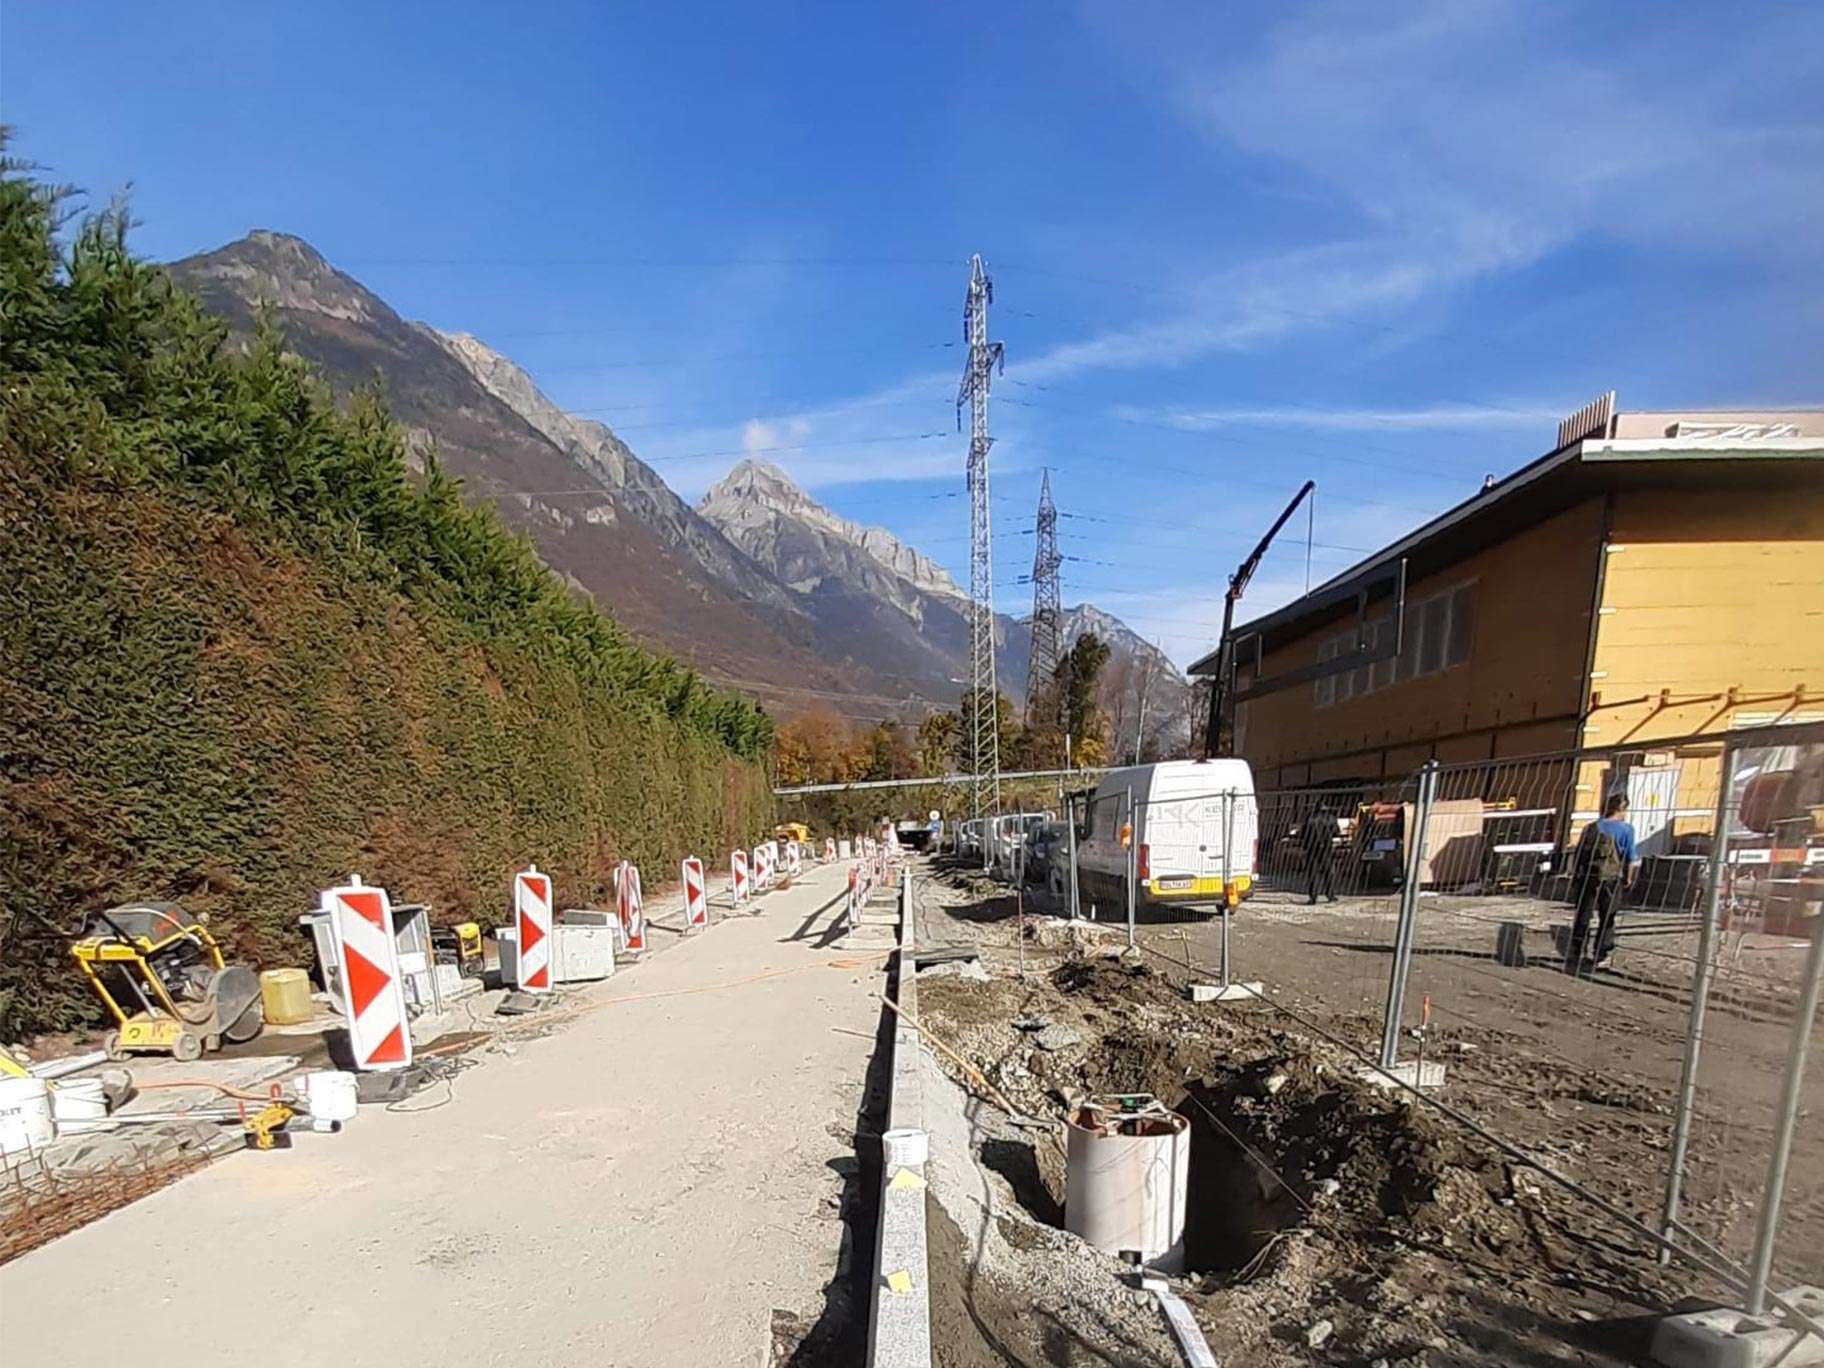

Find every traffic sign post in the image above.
[682,857,708,930]
[514,864,554,994]
[616,861,645,955]
[324,877,413,1071]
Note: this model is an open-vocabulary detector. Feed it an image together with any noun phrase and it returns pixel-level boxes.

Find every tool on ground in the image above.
[68,902,263,1063]
[240,1100,295,1150]
[431,921,484,978]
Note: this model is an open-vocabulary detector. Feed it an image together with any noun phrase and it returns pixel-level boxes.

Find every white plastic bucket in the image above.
[881,1127,929,1167]
[302,1069,358,1123]
[0,1076,55,1156]
[50,1077,109,1135]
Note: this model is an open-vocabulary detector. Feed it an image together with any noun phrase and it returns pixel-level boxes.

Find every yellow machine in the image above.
[70,902,263,1063]
[241,1101,295,1150]
[432,921,484,977]
[775,822,811,845]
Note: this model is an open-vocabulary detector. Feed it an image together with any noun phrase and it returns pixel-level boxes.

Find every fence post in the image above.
[1660,744,1738,1263]
[1745,909,1824,1315]
[1125,785,1136,951]
[1221,790,1235,988]
[1380,759,1439,1071]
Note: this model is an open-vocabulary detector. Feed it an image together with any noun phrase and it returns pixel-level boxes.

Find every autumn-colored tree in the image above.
[916,711,958,776]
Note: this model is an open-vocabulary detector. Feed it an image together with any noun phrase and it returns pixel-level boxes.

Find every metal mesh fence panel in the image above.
[1390,723,1824,1301]
[1121,773,1419,1063]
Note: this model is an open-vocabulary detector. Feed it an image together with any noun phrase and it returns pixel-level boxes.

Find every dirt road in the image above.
[0,864,880,1367]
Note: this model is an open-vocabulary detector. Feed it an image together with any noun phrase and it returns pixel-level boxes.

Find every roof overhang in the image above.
[1188,436,1824,677]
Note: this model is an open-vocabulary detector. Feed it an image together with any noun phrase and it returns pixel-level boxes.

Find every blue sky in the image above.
[7,1,1821,664]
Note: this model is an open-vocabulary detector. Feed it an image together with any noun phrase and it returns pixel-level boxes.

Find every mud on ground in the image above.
[913,866,1700,1368]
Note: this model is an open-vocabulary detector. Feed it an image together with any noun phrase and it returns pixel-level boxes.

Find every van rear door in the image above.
[1143,780,1223,886]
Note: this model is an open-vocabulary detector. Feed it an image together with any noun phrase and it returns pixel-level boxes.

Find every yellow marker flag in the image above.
[888,1167,926,1191]
[885,1270,914,1295]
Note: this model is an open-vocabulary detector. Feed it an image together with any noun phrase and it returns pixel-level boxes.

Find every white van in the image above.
[1075,759,1259,910]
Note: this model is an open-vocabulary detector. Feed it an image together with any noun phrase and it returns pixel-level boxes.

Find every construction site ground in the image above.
[0,862,885,1368]
[908,858,1821,1368]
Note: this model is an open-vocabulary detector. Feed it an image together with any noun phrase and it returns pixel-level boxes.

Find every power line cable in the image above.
[507,430,950,486]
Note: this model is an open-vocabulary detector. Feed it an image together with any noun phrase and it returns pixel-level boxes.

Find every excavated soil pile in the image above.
[917,956,1692,1367]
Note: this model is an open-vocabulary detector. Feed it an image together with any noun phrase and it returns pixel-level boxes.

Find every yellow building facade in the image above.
[1197,409,1824,816]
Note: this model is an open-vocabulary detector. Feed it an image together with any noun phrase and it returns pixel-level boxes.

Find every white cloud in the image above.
[1009,236,1455,385]
[1176,0,1824,265]
[1121,402,1560,433]
[1016,0,1824,387]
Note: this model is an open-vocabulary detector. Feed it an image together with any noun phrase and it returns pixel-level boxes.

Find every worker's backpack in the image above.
[1576,822,1624,882]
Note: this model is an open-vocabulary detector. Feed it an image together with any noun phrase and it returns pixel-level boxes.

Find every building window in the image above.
[1313,582,1475,707]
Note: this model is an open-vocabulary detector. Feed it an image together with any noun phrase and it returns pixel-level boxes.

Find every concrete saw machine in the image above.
[70,901,264,1062]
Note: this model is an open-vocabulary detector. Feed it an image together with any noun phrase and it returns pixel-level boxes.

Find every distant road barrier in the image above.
[773,765,1111,796]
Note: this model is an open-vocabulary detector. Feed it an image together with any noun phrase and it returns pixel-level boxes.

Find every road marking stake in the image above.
[323,876,413,1071]
[514,864,554,994]
[615,861,645,956]
[682,857,707,930]
[731,849,751,904]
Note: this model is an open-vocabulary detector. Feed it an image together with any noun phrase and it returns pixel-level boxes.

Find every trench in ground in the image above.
[991,1074,1308,1279]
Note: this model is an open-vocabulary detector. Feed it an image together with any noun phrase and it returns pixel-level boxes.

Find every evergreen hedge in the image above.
[0,154,774,1035]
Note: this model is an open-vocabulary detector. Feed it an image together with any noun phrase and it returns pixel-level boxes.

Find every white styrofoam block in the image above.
[1651,1288,1824,1368]
[1355,1060,1447,1091]
[1189,981,1263,1004]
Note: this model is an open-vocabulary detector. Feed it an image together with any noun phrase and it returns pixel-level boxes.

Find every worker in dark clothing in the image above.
[1301,804,1341,904]
[1565,792,1639,975]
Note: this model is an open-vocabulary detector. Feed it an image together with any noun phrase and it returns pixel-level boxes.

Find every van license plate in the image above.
[1156,877,1193,890]
[1372,839,1397,852]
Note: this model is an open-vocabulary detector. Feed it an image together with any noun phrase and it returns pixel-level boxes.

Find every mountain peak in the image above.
[176,230,386,327]
[699,462,963,604]
[712,459,808,504]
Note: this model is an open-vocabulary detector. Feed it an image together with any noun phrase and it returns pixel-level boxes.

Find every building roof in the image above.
[1187,406,1824,676]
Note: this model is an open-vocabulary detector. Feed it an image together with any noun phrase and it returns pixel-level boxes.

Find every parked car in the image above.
[989,811,1053,880]
[1027,819,1071,900]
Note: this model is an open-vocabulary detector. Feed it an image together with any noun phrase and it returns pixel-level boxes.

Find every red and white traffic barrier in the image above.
[823,836,836,862]
[785,840,802,878]
[323,877,412,1070]
[513,864,555,995]
[615,860,645,955]
[731,849,751,904]
[755,842,774,889]
[682,856,708,930]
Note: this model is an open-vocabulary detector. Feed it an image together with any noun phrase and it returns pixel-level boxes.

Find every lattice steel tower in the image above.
[958,254,1005,823]
[1025,469,1063,723]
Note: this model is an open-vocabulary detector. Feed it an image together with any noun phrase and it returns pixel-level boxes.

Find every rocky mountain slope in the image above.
[167,232,1186,723]
[431,331,796,614]
[167,233,853,705]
